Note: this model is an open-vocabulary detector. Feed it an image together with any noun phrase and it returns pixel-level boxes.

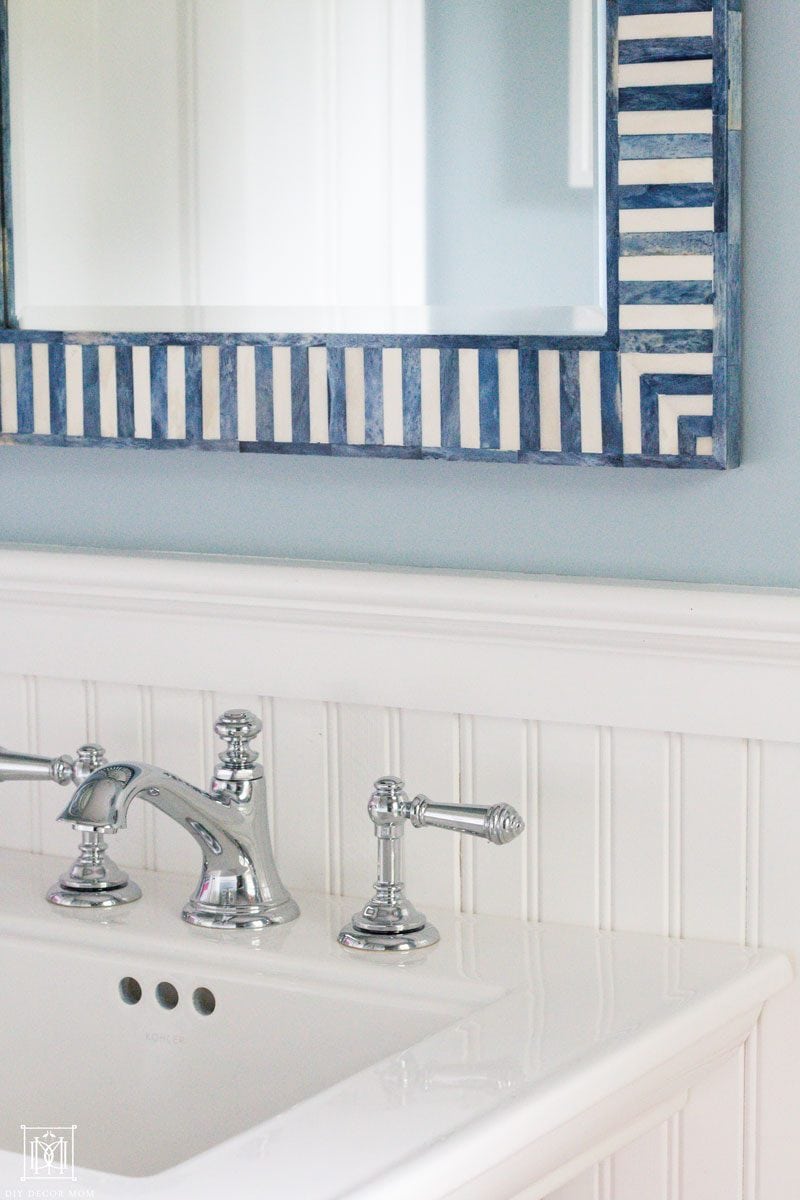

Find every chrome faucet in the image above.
[339,776,525,952]
[0,741,143,908]
[58,709,299,930]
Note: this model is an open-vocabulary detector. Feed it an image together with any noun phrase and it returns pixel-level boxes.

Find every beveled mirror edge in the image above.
[0,0,741,470]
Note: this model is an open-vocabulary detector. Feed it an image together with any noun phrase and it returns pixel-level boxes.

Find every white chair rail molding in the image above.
[0,545,798,1200]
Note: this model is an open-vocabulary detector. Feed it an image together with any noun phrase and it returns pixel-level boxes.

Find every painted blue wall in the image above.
[0,3,797,588]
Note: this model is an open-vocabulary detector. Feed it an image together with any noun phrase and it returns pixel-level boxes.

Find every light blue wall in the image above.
[0,3,797,588]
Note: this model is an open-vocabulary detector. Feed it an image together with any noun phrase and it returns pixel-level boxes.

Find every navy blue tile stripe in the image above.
[0,0,738,471]
[619,0,712,12]
[48,342,65,435]
[619,38,713,64]
[620,280,714,304]
[619,183,714,209]
[619,134,712,160]
[254,345,273,442]
[619,85,713,112]
[363,347,383,446]
[478,350,499,449]
[149,344,168,440]
[621,231,715,255]
[219,345,238,440]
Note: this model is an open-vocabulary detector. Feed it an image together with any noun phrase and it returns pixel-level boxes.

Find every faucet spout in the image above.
[59,713,299,930]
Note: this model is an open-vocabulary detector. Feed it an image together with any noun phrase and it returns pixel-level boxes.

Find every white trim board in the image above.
[0,546,798,744]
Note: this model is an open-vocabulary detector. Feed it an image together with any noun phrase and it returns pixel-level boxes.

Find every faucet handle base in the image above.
[183,894,300,930]
[46,878,143,908]
[338,920,440,952]
[46,828,143,909]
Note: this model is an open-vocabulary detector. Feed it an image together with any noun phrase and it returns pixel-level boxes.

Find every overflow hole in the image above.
[193,986,216,1016]
[119,976,142,1005]
[155,981,179,1010]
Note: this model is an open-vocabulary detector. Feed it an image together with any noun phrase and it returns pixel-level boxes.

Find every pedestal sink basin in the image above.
[0,848,791,1199]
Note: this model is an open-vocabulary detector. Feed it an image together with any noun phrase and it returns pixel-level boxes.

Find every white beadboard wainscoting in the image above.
[0,546,798,1200]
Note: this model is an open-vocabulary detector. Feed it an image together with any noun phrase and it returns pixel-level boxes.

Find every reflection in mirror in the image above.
[8,0,606,336]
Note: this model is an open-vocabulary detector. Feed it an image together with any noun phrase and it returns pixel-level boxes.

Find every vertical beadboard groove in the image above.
[24,675,40,853]
[139,685,156,870]
[327,702,342,896]
[260,695,277,851]
[668,733,683,940]
[598,727,612,933]
[525,721,540,924]
[458,714,476,915]
[668,1112,682,1200]
[84,679,97,742]
[742,740,762,1200]
[388,707,401,775]
[667,733,683,1200]
[745,740,762,949]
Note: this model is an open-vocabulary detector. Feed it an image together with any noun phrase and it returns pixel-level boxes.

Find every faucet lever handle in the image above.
[214,709,262,769]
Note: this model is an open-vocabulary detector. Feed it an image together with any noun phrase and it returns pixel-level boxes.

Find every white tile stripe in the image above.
[420,349,441,448]
[308,346,329,444]
[619,158,713,186]
[659,394,713,455]
[132,347,151,439]
[99,345,117,438]
[619,206,715,234]
[31,343,49,435]
[65,344,83,437]
[167,345,186,440]
[619,111,713,136]
[200,346,220,440]
[0,344,16,434]
[539,350,562,453]
[618,60,713,88]
[343,348,365,446]
[579,352,603,455]
[458,349,480,450]
[236,346,256,442]
[618,13,713,40]
[620,305,715,331]
[273,346,293,443]
[620,255,715,282]
[498,349,521,452]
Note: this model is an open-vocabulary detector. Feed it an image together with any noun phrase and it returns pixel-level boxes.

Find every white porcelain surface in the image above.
[0,848,791,1200]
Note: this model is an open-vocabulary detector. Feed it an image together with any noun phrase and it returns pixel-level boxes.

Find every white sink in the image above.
[0,848,791,1199]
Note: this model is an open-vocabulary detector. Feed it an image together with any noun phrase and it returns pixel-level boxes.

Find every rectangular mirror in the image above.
[8,0,606,336]
[0,1,741,469]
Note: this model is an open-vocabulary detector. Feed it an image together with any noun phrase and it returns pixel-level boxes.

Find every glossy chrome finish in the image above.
[47,828,143,908]
[47,745,142,908]
[58,710,299,930]
[0,745,76,785]
[339,776,525,952]
[0,741,141,907]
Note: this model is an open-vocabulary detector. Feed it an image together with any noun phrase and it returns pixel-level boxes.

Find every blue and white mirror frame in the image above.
[0,0,741,469]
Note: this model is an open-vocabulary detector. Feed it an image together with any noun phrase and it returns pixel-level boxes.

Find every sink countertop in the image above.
[0,847,792,1200]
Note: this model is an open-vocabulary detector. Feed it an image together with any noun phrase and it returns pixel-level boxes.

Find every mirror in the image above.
[7,0,606,337]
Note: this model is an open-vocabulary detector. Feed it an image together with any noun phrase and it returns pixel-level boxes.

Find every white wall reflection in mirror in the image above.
[8,0,606,336]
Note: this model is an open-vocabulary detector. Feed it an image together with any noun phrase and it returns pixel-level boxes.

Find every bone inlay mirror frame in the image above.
[0,0,741,469]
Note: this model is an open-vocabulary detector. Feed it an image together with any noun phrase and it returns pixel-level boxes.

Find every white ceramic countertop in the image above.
[0,849,792,1200]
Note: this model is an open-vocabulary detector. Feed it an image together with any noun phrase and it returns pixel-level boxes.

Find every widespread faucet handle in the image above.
[339,777,525,953]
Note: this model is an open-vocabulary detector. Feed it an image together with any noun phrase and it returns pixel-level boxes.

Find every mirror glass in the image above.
[7,0,606,336]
